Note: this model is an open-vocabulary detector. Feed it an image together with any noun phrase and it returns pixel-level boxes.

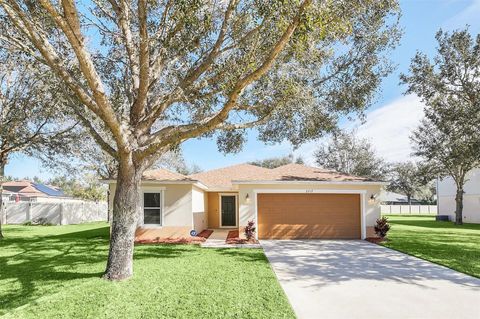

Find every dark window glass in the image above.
[144,193,160,208]
[144,209,161,224]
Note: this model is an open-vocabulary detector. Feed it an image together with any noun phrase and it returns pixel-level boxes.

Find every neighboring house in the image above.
[1,180,74,202]
[106,163,386,240]
[437,169,480,223]
[378,191,421,205]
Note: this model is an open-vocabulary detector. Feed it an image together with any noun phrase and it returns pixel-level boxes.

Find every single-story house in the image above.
[105,163,386,240]
[437,168,480,223]
[1,180,73,202]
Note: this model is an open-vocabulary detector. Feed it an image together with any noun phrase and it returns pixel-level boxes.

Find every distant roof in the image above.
[1,181,68,198]
[378,191,420,203]
[32,183,66,197]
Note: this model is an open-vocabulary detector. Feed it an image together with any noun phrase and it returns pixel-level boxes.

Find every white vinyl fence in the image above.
[1,201,108,225]
[381,205,437,215]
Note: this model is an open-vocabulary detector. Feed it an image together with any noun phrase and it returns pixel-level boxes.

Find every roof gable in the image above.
[142,168,195,182]
[187,164,272,189]
[268,163,371,182]
[136,163,381,189]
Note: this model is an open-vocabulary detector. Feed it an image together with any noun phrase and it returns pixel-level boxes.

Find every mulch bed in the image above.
[135,229,214,245]
[365,237,387,244]
[135,237,206,245]
[197,229,213,239]
[225,230,259,245]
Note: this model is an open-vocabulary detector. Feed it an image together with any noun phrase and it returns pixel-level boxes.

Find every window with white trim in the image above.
[143,192,162,225]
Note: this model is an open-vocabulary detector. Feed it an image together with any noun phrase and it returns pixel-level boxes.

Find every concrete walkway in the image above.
[200,229,261,248]
[261,240,480,319]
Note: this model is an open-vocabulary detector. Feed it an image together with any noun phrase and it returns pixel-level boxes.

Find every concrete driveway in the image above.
[261,240,480,319]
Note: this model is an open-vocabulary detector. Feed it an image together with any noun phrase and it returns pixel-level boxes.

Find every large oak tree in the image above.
[0,0,399,279]
[402,29,480,225]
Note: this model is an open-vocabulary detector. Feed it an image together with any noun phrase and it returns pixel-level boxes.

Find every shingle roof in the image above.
[141,163,379,189]
[142,168,195,182]
[187,163,375,188]
[187,164,272,189]
[267,163,371,182]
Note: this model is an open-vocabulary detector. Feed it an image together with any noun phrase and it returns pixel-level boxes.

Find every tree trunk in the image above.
[0,159,5,239]
[103,159,143,280]
[454,186,464,225]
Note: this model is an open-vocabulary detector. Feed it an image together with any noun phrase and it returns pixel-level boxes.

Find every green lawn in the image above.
[0,224,294,319]
[382,215,480,278]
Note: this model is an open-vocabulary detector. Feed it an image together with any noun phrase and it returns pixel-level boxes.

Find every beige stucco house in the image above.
[106,163,386,240]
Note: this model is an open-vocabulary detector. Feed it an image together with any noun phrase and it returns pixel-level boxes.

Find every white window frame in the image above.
[142,189,165,227]
[253,189,367,240]
[219,193,238,228]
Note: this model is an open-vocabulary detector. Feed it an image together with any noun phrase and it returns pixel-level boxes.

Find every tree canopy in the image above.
[0,0,400,279]
[402,28,480,224]
[249,154,304,169]
[0,52,78,176]
[314,130,389,180]
[387,162,426,204]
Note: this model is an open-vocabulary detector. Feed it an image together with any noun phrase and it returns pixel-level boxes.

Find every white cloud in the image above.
[352,95,424,163]
[443,0,480,30]
[294,95,425,165]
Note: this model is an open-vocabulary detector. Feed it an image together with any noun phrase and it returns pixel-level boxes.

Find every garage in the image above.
[257,193,361,239]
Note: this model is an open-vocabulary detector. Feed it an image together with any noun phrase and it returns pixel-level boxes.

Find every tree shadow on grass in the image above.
[391,220,480,231]
[0,225,196,315]
[215,248,269,263]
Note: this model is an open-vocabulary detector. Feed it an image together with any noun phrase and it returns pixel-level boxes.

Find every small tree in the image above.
[315,130,389,180]
[387,162,425,205]
[401,29,480,225]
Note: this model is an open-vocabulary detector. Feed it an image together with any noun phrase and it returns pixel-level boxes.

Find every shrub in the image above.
[244,220,256,240]
[374,216,391,238]
[23,217,53,226]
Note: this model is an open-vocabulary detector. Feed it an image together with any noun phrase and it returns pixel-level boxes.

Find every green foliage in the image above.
[22,218,53,226]
[0,0,401,155]
[381,216,480,278]
[0,52,79,176]
[315,130,389,179]
[45,175,107,202]
[374,216,391,238]
[387,162,427,204]
[402,28,480,222]
[402,28,480,181]
[0,224,294,318]
[249,153,302,169]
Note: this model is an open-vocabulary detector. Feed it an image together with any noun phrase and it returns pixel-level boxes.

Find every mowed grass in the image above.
[382,215,480,278]
[0,224,294,319]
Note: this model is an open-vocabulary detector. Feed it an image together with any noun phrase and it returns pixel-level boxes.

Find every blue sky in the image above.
[5,0,480,179]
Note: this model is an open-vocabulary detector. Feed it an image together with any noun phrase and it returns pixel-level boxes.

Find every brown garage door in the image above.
[257,193,361,239]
